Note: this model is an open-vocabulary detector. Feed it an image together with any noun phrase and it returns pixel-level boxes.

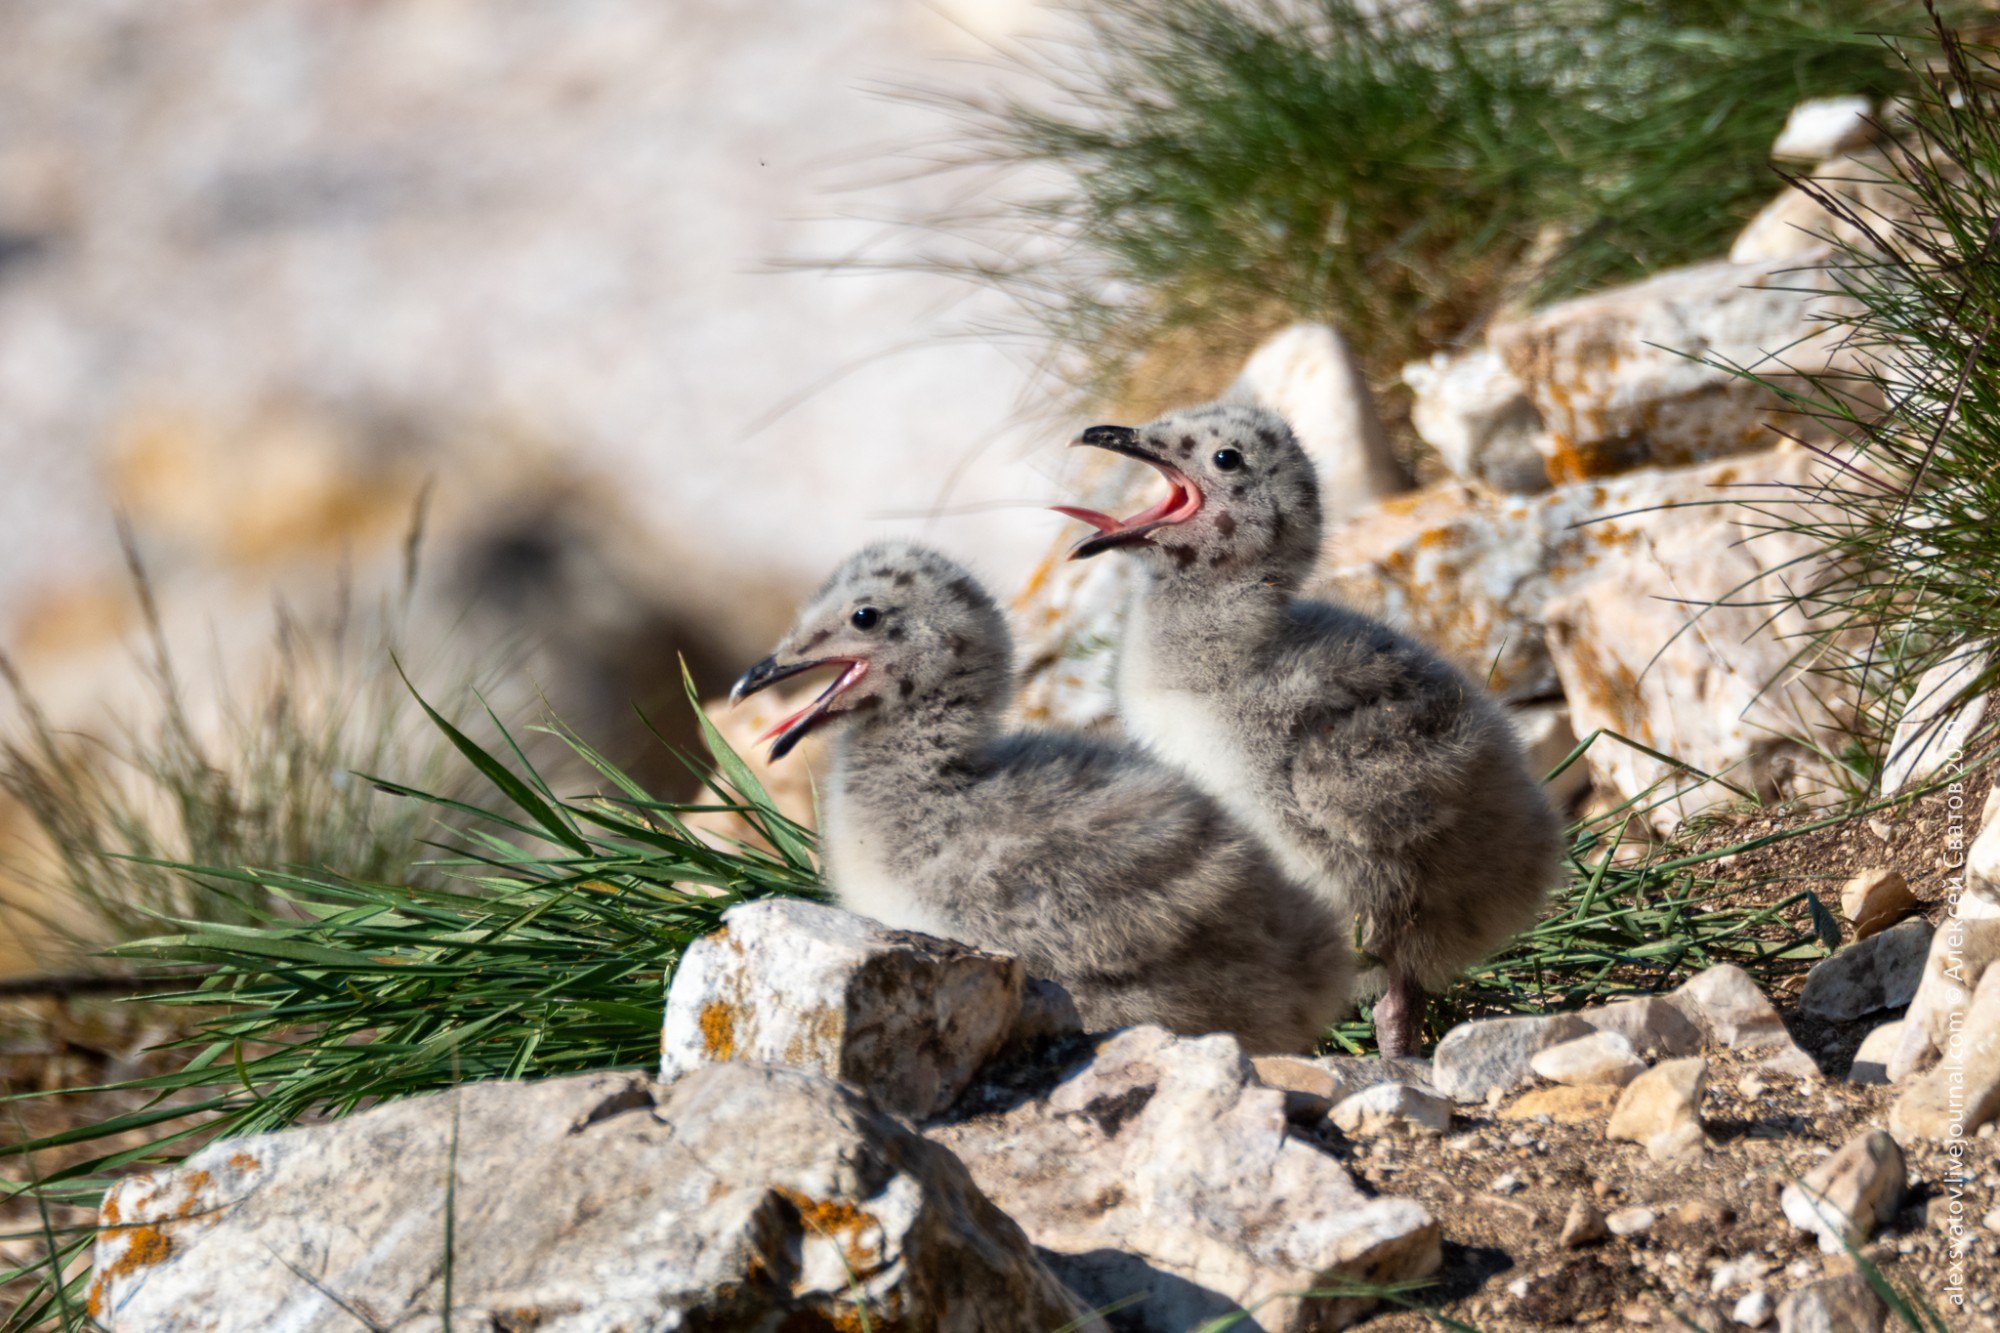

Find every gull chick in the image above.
[1060,406,1562,1056]
[731,540,1352,1053]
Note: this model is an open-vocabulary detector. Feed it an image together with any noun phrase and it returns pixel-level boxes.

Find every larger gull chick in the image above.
[1059,405,1562,1056]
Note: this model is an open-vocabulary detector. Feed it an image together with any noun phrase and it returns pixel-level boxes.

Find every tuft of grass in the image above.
[0,526,484,957]
[1706,12,2000,785]
[891,0,1950,406]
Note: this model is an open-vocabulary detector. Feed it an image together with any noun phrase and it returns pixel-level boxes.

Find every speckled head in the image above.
[1057,404,1323,587]
[730,541,1012,759]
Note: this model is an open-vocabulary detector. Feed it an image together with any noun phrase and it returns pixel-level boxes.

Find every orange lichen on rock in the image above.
[699,1000,738,1060]
[86,1224,173,1318]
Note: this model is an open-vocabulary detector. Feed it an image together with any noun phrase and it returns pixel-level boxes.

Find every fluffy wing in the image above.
[1278,614,1484,857]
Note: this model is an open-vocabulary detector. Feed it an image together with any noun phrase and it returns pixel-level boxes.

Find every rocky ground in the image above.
[1348,1049,1994,1330]
[44,877,1999,1331]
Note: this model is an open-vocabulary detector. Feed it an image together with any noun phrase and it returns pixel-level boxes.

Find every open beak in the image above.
[730,654,870,761]
[1053,425,1204,560]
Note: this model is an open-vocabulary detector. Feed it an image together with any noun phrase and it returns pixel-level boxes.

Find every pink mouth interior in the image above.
[1052,458,1202,538]
[759,658,868,744]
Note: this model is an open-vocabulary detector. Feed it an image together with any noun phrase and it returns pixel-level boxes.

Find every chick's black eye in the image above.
[1212,448,1243,472]
[851,606,881,630]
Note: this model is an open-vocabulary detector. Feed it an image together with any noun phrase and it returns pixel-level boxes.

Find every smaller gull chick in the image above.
[1060,406,1562,1057]
[731,540,1352,1053]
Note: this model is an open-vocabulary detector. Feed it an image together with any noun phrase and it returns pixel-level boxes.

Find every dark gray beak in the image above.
[730,654,823,704]
[1073,424,1145,458]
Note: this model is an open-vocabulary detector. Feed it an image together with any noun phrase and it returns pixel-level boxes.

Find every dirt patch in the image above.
[1337,1041,1996,1329]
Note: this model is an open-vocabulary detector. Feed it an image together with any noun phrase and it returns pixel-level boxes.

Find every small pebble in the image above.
[1733,1289,1775,1327]
[1676,1198,1735,1229]
[1607,1206,1657,1237]
[1562,1197,1609,1249]
[1491,1172,1525,1195]
[1710,1253,1770,1293]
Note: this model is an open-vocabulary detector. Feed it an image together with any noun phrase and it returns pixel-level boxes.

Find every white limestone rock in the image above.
[1251,1053,1437,1124]
[1511,700,1592,810]
[1891,964,2000,1142]
[660,898,1036,1120]
[1490,257,1861,483]
[932,1026,1441,1332]
[1607,1056,1711,1162]
[1329,1081,1454,1136]
[1605,1206,1657,1238]
[1839,867,1919,942]
[1430,1013,1595,1104]
[1798,919,1934,1022]
[1735,1287,1778,1327]
[1530,1030,1646,1087]
[1579,995,1706,1060]
[1880,651,1989,796]
[89,1067,1098,1332]
[1968,799,2000,910]
[1887,916,2000,1081]
[1777,1274,1888,1332]
[1780,1129,1906,1254]
[1847,1020,1904,1086]
[1320,447,1833,729]
[1537,454,1853,834]
[1402,346,1552,493]
[1672,964,1821,1078]
[1230,323,1412,519]
[1771,96,1877,163]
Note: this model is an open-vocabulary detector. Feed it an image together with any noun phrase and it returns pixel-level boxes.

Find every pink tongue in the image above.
[1050,504,1123,534]
[759,701,818,743]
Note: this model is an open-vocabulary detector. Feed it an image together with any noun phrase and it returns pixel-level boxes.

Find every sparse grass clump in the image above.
[1718,16,2000,781]
[0,535,482,955]
[907,0,1948,403]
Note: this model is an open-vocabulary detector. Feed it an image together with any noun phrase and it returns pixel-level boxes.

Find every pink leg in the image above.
[1373,970,1425,1059]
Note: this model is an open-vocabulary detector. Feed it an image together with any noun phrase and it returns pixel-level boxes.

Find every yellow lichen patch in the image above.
[172,1171,212,1211]
[699,1000,738,1060]
[226,1151,261,1174]
[86,1224,173,1318]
